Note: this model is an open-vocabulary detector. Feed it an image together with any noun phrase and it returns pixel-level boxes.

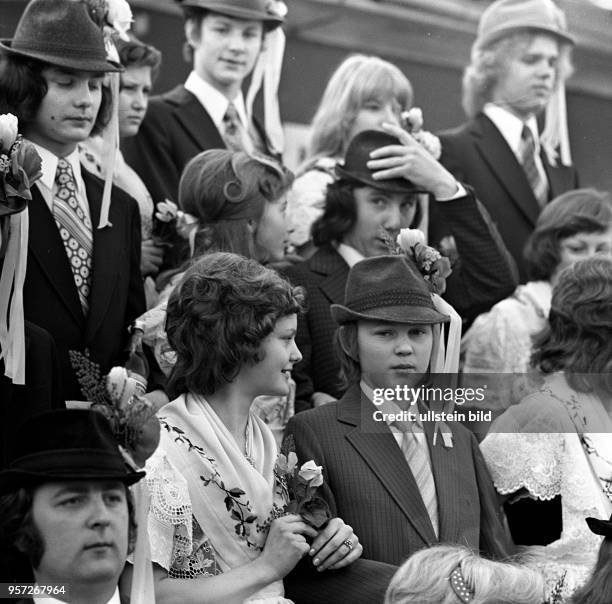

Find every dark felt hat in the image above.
[335,130,427,195]
[179,0,285,30]
[586,515,612,538]
[0,0,123,72]
[331,255,450,325]
[0,409,145,494]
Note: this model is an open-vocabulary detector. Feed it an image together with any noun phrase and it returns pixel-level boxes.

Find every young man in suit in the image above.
[285,254,511,566]
[122,0,285,205]
[0,0,146,400]
[439,0,579,282]
[285,128,517,411]
[0,409,145,603]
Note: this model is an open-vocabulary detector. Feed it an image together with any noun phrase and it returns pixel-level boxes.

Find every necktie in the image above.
[394,420,439,537]
[53,158,93,315]
[222,102,254,154]
[519,125,548,208]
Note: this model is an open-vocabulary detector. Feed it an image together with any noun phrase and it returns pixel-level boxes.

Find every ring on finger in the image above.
[342,538,353,552]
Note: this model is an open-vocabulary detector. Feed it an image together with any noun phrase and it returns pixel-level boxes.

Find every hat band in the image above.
[348,290,434,314]
[11,449,130,475]
[12,39,107,60]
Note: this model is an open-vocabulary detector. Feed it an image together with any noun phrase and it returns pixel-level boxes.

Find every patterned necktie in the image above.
[222,102,254,154]
[394,420,439,537]
[53,158,93,315]
[519,125,548,208]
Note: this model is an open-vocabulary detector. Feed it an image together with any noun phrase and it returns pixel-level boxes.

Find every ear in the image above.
[184,18,200,48]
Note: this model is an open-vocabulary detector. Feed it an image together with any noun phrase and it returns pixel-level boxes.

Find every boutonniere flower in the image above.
[266,0,288,18]
[401,107,442,160]
[276,436,331,529]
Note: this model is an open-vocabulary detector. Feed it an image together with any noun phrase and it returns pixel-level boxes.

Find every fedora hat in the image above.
[331,255,450,325]
[179,0,285,30]
[475,0,574,49]
[0,0,122,72]
[586,515,612,538]
[0,409,145,495]
[336,130,427,195]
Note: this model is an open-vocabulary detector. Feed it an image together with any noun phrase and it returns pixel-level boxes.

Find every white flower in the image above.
[266,0,288,17]
[413,130,442,160]
[106,0,132,40]
[0,113,18,154]
[298,460,323,487]
[155,199,178,222]
[397,228,426,251]
[402,107,423,132]
[276,451,298,474]
[106,366,138,409]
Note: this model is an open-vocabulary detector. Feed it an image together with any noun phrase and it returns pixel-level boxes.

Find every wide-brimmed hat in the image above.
[475,0,574,49]
[0,409,145,495]
[586,515,612,538]
[179,0,285,30]
[335,130,427,195]
[0,0,123,72]
[331,255,450,325]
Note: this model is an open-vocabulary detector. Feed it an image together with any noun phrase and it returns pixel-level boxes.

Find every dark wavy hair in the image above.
[334,323,361,390]
[312,179,422,247]
[0,484,136,580]
[0,55,112,137]
[524,188,612,281]
[115,34,162,83]
[531,256,612,395]
[571,538,612,604]
[166,252,305,397]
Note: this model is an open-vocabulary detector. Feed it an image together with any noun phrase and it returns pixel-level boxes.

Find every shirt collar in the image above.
[184,70,249,131]
[34,586,120,604]
[336,242,365,268]
[32,142,82,192]
[483,103,540,156]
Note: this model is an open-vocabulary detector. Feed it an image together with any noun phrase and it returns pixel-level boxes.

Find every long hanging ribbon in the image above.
[245,27,286,155]
[541,83,572,167]
[0,209,29,384]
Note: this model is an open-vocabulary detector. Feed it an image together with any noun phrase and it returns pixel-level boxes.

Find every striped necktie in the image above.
[394,420,439,537]
[53,158,93,315]
[519,125,548,208]
[222,102,254,154]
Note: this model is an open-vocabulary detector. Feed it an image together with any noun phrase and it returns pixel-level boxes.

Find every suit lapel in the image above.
[83,171,120,342]
[339,387,438,545]
[472,114,540,226]
[167,86,225,151]
[28,186,84,326]
[309,247,350,305]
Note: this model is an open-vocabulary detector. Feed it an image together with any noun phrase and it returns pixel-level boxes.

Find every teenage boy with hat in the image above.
[0,409,144,603]
[439,0,579,282]
[0,0,146,401]
[285,126,517,411]
[285,254,511,565]
[122,0,287,206]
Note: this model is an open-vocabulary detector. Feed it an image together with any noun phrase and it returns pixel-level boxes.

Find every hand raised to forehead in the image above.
[367,122,458,200]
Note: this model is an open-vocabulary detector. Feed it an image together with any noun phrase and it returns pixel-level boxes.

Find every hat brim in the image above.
[0,40,123,73]
[0,467,145,495]
[586,516,612,538]
[180,1,284,29]
[331,303,449,326]
[335,165,427,195]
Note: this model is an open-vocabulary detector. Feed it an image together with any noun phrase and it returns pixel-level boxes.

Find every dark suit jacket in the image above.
[121,84,272,205]
[23,170,145,400]
[285,191,518,410]
[285,385,511,566]
[439,113,579,281]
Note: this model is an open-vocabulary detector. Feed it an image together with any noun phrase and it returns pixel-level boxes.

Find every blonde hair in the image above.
[462,32,573,118]
[385,545,545,604]
[306,54,413,162]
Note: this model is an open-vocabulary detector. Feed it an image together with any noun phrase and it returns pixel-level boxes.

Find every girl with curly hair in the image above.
[481,256,612,602]
[143,252,369,603]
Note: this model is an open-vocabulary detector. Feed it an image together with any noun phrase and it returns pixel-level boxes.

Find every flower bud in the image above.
[298,460,323,487]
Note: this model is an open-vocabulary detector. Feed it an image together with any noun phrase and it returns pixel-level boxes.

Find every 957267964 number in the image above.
[0,583,69,598]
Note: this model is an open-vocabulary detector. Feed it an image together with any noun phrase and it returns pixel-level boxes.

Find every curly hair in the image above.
[312,179,422,247]
[179,150,293,263]
[524,188,612,281]
[0,484,137,577]
[0,55,112,137]
[385,544,544,604]
[462,32,573,118]
[166,252,305,397]
[531,256,612,395]
[115,34,162,83]
[306,54,413,162]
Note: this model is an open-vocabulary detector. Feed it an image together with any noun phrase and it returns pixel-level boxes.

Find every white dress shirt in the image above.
[184,70,249,132]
